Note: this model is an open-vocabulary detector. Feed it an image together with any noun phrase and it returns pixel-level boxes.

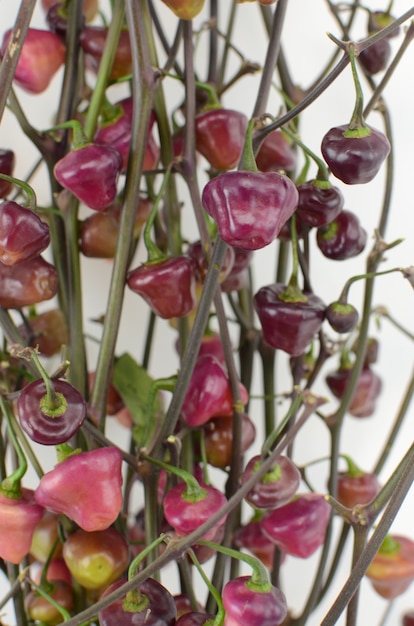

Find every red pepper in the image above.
[195,108,248,171]
[34,447,123,531]
[0,255,58,309]
[0,488,44,564]
[201,171,298,250]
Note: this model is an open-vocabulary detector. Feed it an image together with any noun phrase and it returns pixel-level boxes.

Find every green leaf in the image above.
[113,353,164,447]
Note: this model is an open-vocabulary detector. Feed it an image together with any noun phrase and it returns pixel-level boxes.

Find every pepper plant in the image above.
[0,1,414,625]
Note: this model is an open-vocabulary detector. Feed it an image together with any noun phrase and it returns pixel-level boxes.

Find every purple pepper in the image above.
[0,200,50,265]
[222,576,287,626]
[201,171,298,250]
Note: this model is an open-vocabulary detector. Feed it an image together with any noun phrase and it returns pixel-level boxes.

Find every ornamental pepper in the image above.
[241,454,301,510]
[181,354,249,427]
[202,170,298,250]
[0,255,58,309]
[127,255,197,319]
[325,361,382,418]
[79,26,132,80]
[0,200,50,265]
[366,535,414,598]
[261,493,331,558]
[0,488,44,564]
[222,576,287,626]
[34,447,123,531]
[254,282,326,357]
[195,108,248,171]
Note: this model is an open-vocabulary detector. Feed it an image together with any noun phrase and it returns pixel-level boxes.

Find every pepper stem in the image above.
[0,174,37,211]
[281,126,330,182]
[140,450,207,502]
[0,396,27,498]
[187,548,225,625]
[45,119,89,149]
[123,534,167,610]
[197,540,271,591]
[347,44,368,132]
[143,166,173,263]
[239,118,259,172]
[30,349,67,417]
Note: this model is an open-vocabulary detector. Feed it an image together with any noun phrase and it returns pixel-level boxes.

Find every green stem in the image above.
[142,167,172,261]
[198,540,270,590]
[346,44,366,130]
[83,0,126,140]
[188,549,225,625]
[30,350,64,413]
[140,452,206,500]
[0,397,27,497]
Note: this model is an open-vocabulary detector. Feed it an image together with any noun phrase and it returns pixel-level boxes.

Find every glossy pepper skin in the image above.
[17,378,87,445]
[261,493,331,558]
[0,200,50,265]
[296,180,344,228]
[316,209,367,260]
[321,124,390,184]
[54,144,123,211]
[325,364,382,418]
[127,256,197,319]
[0,255,58,309]
[163,481,228,541]
[222,576,287,626]
[202,171,298,250]
[0,488,44,564]
[254,283,326,357]
[34,447,123,531]
[195,108,248,171]
[366,535,414,598]
[98,577,177,626]
[62,527,129,590]
[25,580,74,625]
[1,28,66,94]
[181,354,249,427]
[234,518,277,569]
[255,129,296,173]
[241,454,301,510]
[337,470,380,508]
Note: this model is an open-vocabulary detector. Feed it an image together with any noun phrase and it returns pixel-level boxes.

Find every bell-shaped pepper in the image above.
[0,487,44,564]
[254,283,326,357]
[34,447,123,531]
[366,535,414,598]
[241,454,301,510]
[0,200,50,265]
[201,171,298,250]
[80,26,132,80]
[0,255,58,309]
[325,363,382,418]
[127,256,197,319]
[181,354,249,427]
[260,493,331,558]
[195,108,248,171]
[54,143,123,212]
[222,576,287,626]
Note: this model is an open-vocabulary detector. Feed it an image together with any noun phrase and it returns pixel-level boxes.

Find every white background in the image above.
[0,1,414,624]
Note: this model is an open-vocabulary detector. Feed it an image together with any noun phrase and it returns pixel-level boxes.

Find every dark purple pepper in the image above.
[98,577,176,626]
[321,124,390,185]
[54,143,123,211]
[326,301,359,333]
[296,180,344,227]
[17,379,87,445]
[359,38,391,75]
[127,256,197,319]
[202,171,298,250]
[316,209,367,260]
[254,283,326,357]
[176,612,216,625]
[0,201,50,265]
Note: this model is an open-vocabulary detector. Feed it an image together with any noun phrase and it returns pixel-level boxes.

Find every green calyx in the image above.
[379,534,401,556]
[341,454,364,478]
[331,302,356,316]
[278,283,308,304]
[253,460,282,484]
[320,221,338,241]
[0,478,22,500]
[182,484,208,503]
[245,577,273,594]
[343,126,372,139]
[123,590,150,613]
[312,178,332,191]
[40,391,68,418]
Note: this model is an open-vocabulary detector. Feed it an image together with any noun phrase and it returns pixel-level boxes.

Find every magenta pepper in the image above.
[0,488,44,564]
[0,200,50,265]
[54,143,123,211]
[127,256,197,319]
[34,447,123,531]
[194,108,248,171]
[260,493,331,558]
[201,171,298,250]
[241,454,301,510]
[181,355,249,427]
[222,576,287,626]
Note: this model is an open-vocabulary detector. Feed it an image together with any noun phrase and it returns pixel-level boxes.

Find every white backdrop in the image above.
[0,1,414,625]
